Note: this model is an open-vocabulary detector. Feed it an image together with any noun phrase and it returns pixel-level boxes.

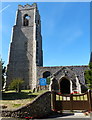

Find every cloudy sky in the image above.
[1,2,90,66]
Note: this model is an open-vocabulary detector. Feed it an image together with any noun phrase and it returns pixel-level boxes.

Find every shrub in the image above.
[9,78,24,92]
[84,62,92,89]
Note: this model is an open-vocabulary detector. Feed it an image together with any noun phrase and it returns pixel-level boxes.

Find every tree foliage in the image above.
[0,59,6,90]
[9,78,24,92]
[46,78,51,85]
[84,62,92,89]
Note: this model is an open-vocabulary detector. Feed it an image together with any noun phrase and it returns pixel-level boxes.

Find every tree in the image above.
[0,59,6,90]
[84,62,92,89]
[9,78,24,92]
[46,78,51,85]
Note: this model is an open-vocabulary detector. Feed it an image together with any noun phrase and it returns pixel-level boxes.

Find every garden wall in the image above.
[1,91,52,118]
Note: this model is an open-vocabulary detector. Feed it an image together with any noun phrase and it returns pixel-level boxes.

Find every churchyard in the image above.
[1,89,90,110]
[1,90,47,110]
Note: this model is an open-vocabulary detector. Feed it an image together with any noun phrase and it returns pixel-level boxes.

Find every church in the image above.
[6,3,89,94]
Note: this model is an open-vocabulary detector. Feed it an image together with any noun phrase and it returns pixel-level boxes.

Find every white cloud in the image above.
[0,5,10,13]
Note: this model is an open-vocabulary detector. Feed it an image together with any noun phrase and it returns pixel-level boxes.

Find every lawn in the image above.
[0,90,48,110]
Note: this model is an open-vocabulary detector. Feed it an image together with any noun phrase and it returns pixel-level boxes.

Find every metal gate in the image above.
[51,90,92,111]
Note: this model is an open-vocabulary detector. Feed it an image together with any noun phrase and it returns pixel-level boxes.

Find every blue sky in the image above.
[1,2,90,66]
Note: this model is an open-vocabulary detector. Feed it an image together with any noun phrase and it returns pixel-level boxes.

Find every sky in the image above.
[1,2,90,66]
[91,2,92,54]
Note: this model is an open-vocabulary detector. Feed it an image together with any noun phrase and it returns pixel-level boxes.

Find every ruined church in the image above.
[7,3,89,93]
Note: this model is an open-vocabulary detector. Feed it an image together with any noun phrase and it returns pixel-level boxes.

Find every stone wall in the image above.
[37,65,89,85]
[1,91,52,118]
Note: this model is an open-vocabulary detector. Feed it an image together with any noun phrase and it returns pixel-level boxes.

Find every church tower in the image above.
[7,3,43,89]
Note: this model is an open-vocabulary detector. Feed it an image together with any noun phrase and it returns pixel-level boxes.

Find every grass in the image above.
[0,89,48,110]
[13,104,21,108]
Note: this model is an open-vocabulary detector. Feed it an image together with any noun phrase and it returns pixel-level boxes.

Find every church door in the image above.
[60,78,70,94]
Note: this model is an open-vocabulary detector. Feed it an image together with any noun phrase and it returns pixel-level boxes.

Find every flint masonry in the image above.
[7,3,43,89]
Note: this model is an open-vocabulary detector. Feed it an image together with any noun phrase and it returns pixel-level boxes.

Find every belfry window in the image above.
[23,14,30,26]
[36,41,38,47]
[38,20,40,25]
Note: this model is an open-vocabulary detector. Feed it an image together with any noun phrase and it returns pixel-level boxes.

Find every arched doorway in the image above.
[60,78,70,94]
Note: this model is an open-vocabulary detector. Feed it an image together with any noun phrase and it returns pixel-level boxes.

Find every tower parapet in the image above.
[18,3,37,10]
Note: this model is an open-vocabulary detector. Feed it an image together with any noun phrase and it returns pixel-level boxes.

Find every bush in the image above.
[84,62,92,89]
[9,78,24,92]
[46,78,51,85]
[0,59,6,90]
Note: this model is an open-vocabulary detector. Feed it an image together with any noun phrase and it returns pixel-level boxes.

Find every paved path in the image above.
[1,113,91,120]
[41,112,91,120]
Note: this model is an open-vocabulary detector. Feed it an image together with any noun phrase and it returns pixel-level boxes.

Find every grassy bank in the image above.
[1,90,47,110]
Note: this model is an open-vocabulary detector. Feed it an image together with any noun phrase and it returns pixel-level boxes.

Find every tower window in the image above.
[43,71,51,78]
[23,14,30,26]
[36,41,38,47]
[38,20,40,25]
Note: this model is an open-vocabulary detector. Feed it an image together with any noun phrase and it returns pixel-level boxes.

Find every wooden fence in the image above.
[51,90,92,112]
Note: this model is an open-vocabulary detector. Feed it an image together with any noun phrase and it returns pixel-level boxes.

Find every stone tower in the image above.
[7,3,43,89]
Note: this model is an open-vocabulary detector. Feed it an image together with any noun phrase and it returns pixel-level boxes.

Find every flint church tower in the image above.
[7,3,43,89]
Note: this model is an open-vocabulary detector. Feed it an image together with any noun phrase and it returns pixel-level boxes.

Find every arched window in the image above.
[23,14,30,26]
[43,71,51,78]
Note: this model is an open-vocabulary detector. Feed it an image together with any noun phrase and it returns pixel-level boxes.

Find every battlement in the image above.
[18,3,37,10]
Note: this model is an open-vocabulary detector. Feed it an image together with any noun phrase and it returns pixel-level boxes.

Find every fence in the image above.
[51,90,92,112]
